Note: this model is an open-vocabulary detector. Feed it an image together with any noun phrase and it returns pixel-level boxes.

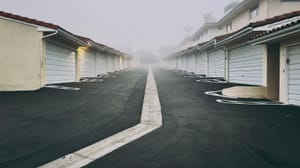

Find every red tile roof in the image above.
[0,11,60,29]
[249,10,300,28]
[216,10,300,42]
[0,10,129,56]
[250,19,300,39]
[173,11,300,56]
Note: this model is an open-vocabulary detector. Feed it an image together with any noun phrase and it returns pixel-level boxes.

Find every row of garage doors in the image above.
[46,42,120,84]
[176,44,300,105]
[178,45,264,86]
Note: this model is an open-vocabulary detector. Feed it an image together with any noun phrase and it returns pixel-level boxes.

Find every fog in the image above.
[1,0,239,58]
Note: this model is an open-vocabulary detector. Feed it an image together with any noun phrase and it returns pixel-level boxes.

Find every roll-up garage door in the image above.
[172,58,177,69]
[107,56,114,72]
[229,45,263,85]
[46,42,76,84]
[187,55,195,73]
[80,50,96,77]
[183,56,188,71]
[176,56,182,70]
[97,54,107,74]
[114,56,120,71]
[195,52,206,75]
[287,44,300,106]
[208,49,225,78]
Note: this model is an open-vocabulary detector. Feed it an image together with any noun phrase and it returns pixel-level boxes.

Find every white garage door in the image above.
[114,56,120,71]
[172,58,177,69]
[183,56,188,71]
[208,49,225,78]
[187,55,195,73]
[176,56,182,70]
[107,56,114,72]
[80,50,96,77]
[195,52,206,75]
[229,45,263,85]
[287,44,300,106]
[97,54,107,74]
[46,42,76,84]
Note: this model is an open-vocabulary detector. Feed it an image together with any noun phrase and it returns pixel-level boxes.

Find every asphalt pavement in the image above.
[0,68,147,168]
[86,68,300,168]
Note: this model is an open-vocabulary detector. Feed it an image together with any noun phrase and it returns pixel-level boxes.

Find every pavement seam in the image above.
[38,66,162,168]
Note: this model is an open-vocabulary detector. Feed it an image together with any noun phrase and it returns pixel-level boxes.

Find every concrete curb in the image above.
[39,66,162,168]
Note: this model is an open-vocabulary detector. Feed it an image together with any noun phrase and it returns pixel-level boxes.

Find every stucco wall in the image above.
[220,0,268,34]
[268,0,300,17]
[0,18,43,91]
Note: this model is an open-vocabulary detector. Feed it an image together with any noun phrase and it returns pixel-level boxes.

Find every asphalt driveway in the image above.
[86,68,300,168]
[0,68,147,168]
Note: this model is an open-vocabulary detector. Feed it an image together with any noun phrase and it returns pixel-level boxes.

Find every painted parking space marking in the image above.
[205,90,237,99]
[216,99,287,106]
[196,78,228,83]
[39,66,162,168]
[44,85,80,91]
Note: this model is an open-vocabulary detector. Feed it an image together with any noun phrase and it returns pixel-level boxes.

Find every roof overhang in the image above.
[251,22,300,45]
[56,29,87,46]
[216,27,253,47]
[218,0,259,27]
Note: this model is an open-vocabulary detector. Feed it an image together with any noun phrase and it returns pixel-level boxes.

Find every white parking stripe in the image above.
[44,85,80,91]
[39,66,162,168]
[216,99,286,106]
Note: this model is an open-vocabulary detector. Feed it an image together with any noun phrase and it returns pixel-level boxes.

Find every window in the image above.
[226,22,232,33]
[249,3,259,19]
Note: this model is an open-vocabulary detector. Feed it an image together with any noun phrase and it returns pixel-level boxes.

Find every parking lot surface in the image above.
[0,68,147,168]
[86,68,300,168]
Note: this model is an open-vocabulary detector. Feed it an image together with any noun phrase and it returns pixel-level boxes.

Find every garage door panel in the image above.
[107,56,114,72]
[80,51,96,77]
[195,53,206,75]
[229,55,262,64]
[46,43,76,84]
[97,55,107,74]
[287,44,300,105]
[289,85,300,93]
[229,45,263,85]
[187,55,195,72]
[208,50,225,78]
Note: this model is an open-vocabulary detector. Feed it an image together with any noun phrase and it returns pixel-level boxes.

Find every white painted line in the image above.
[216,99,287,106]
[205,90,237,99]
[44,85,80,91]
[39,66,162,168]
[196,79,228,83]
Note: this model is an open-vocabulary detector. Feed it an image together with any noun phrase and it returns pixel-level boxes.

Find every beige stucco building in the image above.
[0,11,130,91]
[166,0,300,105]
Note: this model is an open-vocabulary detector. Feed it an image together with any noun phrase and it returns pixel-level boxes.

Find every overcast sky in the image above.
[1,0,237,55]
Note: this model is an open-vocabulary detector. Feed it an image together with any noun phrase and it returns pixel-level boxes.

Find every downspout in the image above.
[40,30,58,87]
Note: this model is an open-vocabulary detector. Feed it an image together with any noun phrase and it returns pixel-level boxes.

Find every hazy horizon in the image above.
[1,0,239,56]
